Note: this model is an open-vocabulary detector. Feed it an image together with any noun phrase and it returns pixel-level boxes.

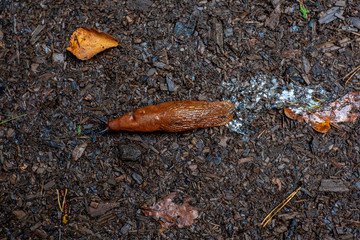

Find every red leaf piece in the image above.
[142,193,199,229]
[284,92,360,133]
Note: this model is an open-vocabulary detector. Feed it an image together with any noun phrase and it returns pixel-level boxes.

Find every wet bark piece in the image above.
[349,17,360,30]
[126,0,153,12]
[72,143,87,161]
[213,19,223,52]
[265,4,281,30]
[319,179,349,192]
[319,7,344,24]
[13,210,27,220]
[88,202,120,217]
[118,144,142,161]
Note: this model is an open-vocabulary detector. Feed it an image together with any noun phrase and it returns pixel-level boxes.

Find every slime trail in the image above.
[222,74,332,134]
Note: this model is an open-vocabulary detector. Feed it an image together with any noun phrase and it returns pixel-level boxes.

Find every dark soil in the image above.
[1,0,360,239]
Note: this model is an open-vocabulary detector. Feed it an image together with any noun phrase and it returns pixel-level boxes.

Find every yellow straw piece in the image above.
[261,187,301,227]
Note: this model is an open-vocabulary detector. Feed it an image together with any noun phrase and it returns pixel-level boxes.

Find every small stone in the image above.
[83,124,93,130]
[35,167,46,175]
[134,38,142,44]
[121,223,131,234]
[147,68,156,76]
[335,1,346,7]
[119,144,142,161]
[52,53,64,63]
[6,128,15,138]
[224,28,233,37]
[306,209,318,218]
[355,181,360,190]
[213,156,222,165]
[131,173,143,184]
[44,180,55,190]
[188,164,198,171]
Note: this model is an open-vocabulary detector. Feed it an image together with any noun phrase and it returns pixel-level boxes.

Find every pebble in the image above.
[52,53,64,63]
[355,181,360,190]
[121,223,131,234]
[6,128,15,138]
[224,28,233,37]
[147,68,156,76]
[119,144,142,161]
[132,173,143,185]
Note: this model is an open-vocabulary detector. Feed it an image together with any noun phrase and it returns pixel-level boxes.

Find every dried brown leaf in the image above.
[67,27,118,60]
[142,193,199,228]
[265,4,281,30]
[72,143,87,161]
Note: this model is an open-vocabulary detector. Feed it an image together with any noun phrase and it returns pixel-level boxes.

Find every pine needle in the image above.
[0,114,27,125]
[344,64,360,85]
[261,187,301,227]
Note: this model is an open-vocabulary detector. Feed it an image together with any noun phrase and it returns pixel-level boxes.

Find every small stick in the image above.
[261,187,301,227]
[56,189,68,212]
[344,64,360,84]
[0,113,27,125]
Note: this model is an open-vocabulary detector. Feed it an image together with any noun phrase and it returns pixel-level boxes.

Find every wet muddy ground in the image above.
[1,0,360,239]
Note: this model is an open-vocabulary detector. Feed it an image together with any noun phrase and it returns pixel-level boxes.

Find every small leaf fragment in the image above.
[300,4,309,19]
[142,193,199,229]
[285,92,360,133]
[72,143,88,161]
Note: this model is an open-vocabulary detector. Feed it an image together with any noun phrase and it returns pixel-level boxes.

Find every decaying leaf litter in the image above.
[1,0,360,239]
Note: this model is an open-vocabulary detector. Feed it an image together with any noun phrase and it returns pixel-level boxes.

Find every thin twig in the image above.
[56,189,63,212]
[344,64,360,84]
[0,114,27,125]
[56,189,68,212]
[261,187,301,227]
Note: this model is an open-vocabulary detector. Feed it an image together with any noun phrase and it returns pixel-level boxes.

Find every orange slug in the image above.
[106,101,235,132]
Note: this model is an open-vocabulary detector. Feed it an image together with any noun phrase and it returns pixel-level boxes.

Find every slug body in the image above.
[107,101,235,132]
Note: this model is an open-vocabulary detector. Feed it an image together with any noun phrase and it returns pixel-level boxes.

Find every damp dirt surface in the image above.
[1,0,360,239]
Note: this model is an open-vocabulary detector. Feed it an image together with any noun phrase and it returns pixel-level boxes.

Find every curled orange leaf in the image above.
[284,92,360,133]
[67,27,118,60]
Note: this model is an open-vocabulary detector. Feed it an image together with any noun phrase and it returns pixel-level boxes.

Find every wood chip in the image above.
[319,179,349,192]
[44,180,55,190]
[12,210,27,220]
[72,143,88,161]
[30,25,45,44]
[238,157,253,164]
